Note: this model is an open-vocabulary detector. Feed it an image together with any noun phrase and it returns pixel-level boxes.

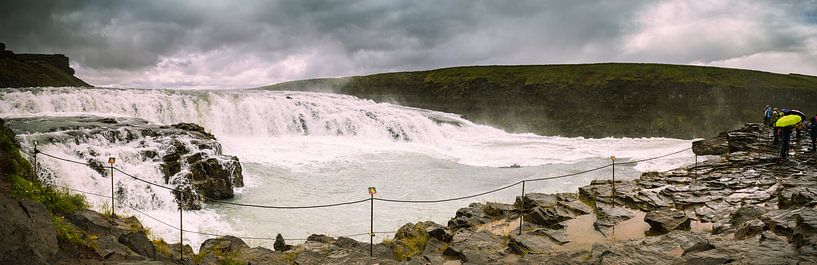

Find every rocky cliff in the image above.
[0,43,91,88]
[260,64,817,139]
[4,116,244,210]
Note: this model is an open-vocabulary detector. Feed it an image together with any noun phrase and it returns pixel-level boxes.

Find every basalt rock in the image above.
[274,234,292,252]
[644,207,691,235]
[5,116,244,210]
[448,203,492,229]
[692,132,728,155]
[0,194,59,265]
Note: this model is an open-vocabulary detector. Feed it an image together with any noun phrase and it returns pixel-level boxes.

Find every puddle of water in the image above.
[668,247,684,257]
[690,220,713,233]
[477,218,520,236]
[554,208,650,252]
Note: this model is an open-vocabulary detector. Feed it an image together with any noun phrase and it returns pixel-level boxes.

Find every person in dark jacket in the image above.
[771,108,782,145]
[811,114,817,152]
[763,105,772,126]
[781,124,793,161]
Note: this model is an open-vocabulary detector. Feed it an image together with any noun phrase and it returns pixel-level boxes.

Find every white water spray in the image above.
[1,87,694,249]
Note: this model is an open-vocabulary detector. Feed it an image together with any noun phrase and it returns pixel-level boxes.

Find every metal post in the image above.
[694,155,698,183]
[370,193,374,257]
[179,190,184,261]
[32,141,38,178]
[368,186,377,257]
[518,181,526,235]
[611,156,616,208]
[108,157,116,219]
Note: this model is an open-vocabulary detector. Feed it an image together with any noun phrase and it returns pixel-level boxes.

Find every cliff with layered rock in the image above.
[4,116,243,210]
[260,64,817,139]
[0,43,90,88]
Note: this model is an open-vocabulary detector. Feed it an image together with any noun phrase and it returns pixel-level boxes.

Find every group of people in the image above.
[763,105,817,161]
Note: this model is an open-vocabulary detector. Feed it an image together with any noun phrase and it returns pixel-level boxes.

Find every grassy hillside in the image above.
[0,46,90,88]
[260,63,817,138]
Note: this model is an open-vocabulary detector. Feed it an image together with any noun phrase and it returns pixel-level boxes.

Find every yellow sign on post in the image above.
[108,157,116,164]
[610,156,616,161]
[368,187,377,195]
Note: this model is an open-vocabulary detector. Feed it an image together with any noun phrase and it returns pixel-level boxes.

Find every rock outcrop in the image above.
[4,116,244,210]
[0,192,60,265]
[0,43,90,88]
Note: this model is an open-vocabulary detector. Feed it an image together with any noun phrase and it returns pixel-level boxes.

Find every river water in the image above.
[0,87,694,249]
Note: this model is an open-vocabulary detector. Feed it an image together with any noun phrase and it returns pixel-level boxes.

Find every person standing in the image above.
[781,124,793,161]
[771,108,782,145]
[811,114,817,152]
[764,105,773,126]
[796,121,805,142]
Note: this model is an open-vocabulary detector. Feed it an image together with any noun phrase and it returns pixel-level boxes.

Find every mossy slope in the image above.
[261,63,817,138]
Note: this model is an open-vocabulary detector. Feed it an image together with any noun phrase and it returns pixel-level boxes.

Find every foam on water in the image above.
[1,87,694,249]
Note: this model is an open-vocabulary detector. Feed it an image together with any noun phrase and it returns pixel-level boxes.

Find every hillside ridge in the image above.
[260,63,817,139]
[0,43,91,88]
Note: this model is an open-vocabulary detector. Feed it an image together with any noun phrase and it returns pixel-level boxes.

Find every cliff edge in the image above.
[0,43,91,88]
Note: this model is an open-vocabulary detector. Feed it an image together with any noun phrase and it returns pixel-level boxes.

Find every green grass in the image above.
[385,224,431,261]
[4,119,88,217]
[261,63,817,139]
[0,122,33,181]
[152,239,173,257]
[52,215,96,248]
[9,175,88,215]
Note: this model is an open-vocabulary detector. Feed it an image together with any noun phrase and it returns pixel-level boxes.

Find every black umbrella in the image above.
[783,109,807,120]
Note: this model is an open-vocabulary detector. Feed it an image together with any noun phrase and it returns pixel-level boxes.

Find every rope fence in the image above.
[32,145,694,257]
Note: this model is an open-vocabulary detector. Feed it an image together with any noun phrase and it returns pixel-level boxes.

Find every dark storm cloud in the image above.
[1,0,815,89]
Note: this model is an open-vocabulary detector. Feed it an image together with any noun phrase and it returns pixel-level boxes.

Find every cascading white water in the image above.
[0,87,695,249]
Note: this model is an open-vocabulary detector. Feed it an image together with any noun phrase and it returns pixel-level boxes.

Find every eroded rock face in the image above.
[5,116,244,210]
[692,132,728,155]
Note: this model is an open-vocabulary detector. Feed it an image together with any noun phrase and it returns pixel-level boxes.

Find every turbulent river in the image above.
[0,87,695,249]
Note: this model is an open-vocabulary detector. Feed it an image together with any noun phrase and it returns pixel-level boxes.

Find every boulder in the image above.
[644,208,690,235]
[188,158,234,199]
[508,234,557,254]
[484,202,515,217]
[426,224,452,243]
[692,132,729,155]
[593,206,635,236]
[0,195,59,265]
[306,234,336,244]
[448,203,491,228]
[199,235,249,254]
[729,205,766,226]
[734,219,766,240]
[274,233,292,252]
[445,230,505,263]
[778,187,817,209]
[118,232,156,259]
[525,206,573,229]
[239,247,289,265]
[514,193,558,210]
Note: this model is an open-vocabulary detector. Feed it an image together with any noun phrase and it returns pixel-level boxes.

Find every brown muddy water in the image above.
[480,207,714,253]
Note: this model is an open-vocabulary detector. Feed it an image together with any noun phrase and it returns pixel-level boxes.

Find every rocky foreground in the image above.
[183,123,817,265]
[4,122,817,264]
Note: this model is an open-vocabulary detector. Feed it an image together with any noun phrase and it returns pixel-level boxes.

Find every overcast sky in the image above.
[2,0,816,89]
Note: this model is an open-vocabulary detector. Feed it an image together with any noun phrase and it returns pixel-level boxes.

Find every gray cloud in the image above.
[1,0,815,89]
